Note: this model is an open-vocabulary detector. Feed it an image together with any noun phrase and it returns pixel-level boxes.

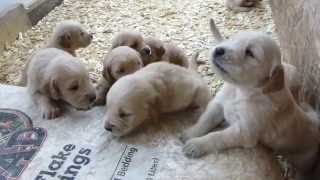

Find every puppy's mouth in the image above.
[212,59,228,74]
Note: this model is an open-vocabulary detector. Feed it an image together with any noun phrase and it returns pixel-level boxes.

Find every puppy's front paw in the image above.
[183,138,206,158]
[179,130,192,144]
[180,128,200,143]
[41,106,62,119]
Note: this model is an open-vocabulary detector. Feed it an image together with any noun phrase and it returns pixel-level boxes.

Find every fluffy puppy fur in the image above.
[226,0,260,12]
[19,20,93,86]
[180,30,320,180]
[111,31,151,57]
[95,46,143,105]
[209,18,302,103]
[143,38,189,67]
[46,20,93,56]
[27,48,96,119]
[103,62,211,137]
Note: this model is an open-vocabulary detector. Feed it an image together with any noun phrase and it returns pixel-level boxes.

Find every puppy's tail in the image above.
[189,51,205,71]
[210,18,224,42]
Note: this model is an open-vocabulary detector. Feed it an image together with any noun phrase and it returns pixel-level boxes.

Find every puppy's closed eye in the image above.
[80,31,85,37]
[68,82,79,91]
[119,110,132,118]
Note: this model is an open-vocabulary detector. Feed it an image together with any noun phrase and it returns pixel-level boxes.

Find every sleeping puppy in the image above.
[46,20,93,56]
[103,62,211,137]
[143,38,189,67]
[95,46,143,105]
[180,31,320,180]
[111,31,151,57]
[27,48,96,119]
[226,0,260,12]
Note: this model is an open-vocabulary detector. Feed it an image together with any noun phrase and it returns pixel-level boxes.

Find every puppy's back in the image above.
[141,62,205,88]
[27,48,76,91]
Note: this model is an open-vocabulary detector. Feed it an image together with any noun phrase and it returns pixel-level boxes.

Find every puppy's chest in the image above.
[222,95,270,124]
[223,98,245,124]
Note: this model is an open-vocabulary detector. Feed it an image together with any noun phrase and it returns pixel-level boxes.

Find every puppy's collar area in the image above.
[212,59,228,74]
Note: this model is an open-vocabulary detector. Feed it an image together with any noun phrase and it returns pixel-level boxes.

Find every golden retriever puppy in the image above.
[209,18,302,103]
[180,30,320,180]
[226,0,259,12]
[143,38,189,67]
[103,62,211,137]
[46,20,93,56]
[94,46,143,105]
[111,31,151,57]
[27,48,96,119]
[19,20,93,87]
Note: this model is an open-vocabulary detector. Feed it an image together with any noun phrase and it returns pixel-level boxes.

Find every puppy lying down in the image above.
[19,20,93,86]
[103,62,211,137]
[111,31,151,57]
[95,46,143,105]
[143,38,189,67]
[27,48,96,119]
[181,31,320,179]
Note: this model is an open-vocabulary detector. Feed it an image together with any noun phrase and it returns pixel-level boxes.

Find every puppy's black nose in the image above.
[214,47,225,58]
[87,93,96,103]
[105,123,114,132]
[142,47,151,55]
[89,34,93,39]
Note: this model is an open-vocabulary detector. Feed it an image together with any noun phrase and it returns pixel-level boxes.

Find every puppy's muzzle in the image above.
[89,34,93,40]
[86,93,96,104]
[213,47,225,58]
[212,47,228,73]
[104,122,114,132]
[142,47,151,55]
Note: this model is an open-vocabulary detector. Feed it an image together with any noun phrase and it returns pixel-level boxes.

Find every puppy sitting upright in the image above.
[27,48,96,119]
[180,31,320,180]
[95,46,143,105]
[111,31,151,57]
[143,38,189,67]
[103,62,211,137]
[46,20,93,56]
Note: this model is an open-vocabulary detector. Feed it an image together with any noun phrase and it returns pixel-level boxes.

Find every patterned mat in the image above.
[0,109,46,180]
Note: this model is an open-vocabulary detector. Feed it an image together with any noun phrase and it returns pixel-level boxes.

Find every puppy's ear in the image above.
[59,32,72,48]
[42,77,60,100]
[262,65,285,94]
[102,64,115,84]
[49,78,61,100]
[155,46,165,58]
